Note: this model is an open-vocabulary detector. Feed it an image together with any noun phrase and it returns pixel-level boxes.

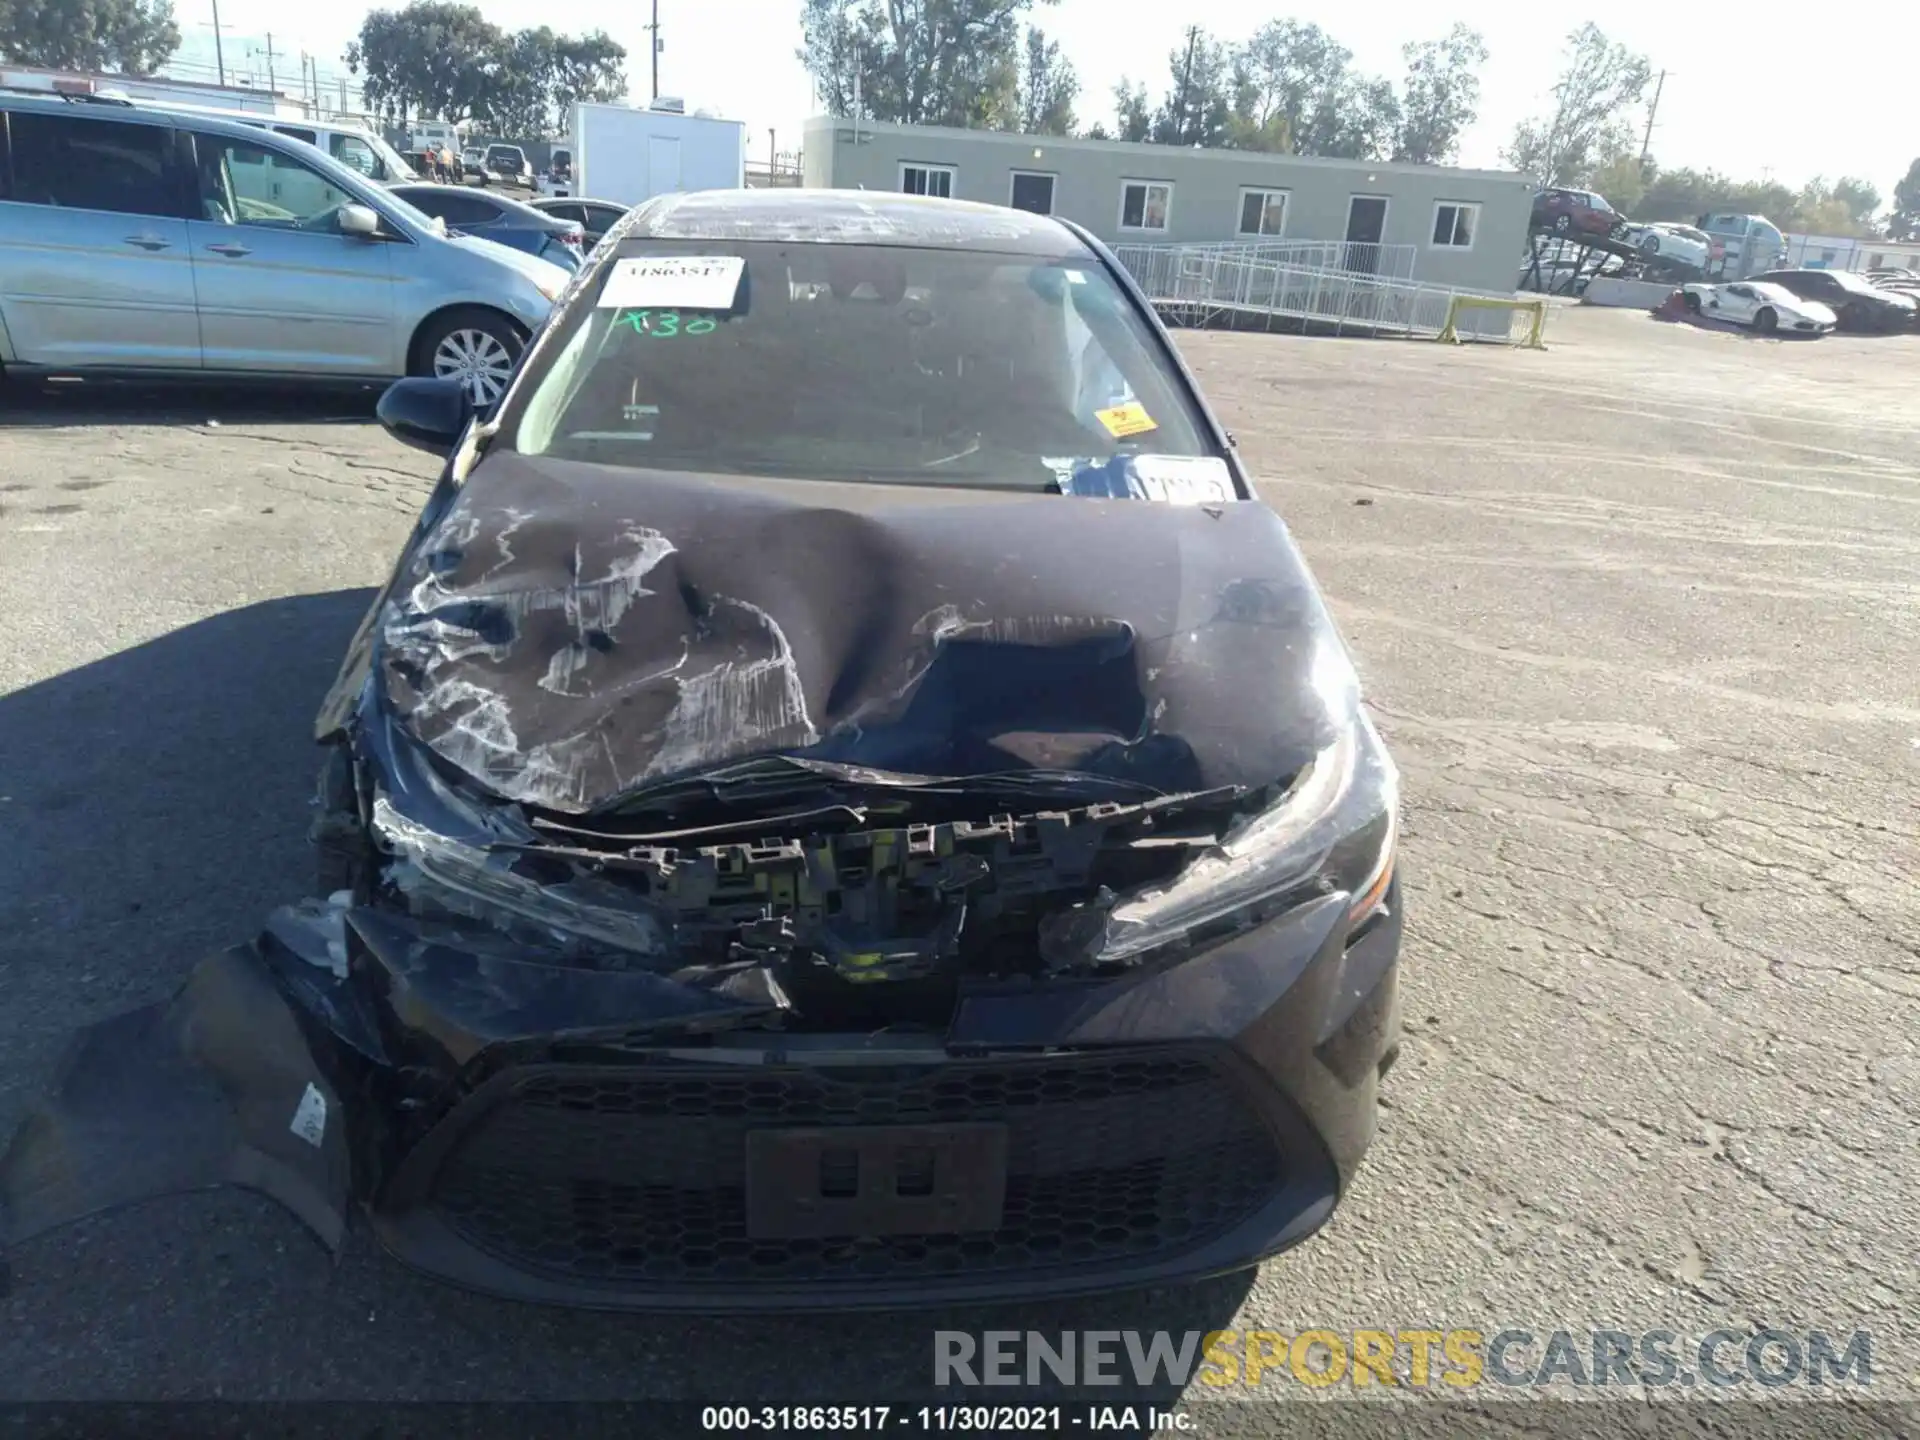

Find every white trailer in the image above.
[566,100,745,206]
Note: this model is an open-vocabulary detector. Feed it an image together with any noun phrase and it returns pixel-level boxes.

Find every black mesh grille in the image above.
[427,1050,1283,1290]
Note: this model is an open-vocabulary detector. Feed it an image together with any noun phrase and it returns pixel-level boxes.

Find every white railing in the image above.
[1113,244,1542,344]
[1111,238,1419,283]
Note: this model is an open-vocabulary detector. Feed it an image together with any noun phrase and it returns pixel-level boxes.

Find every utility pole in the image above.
[210,0,227,85]
[1639,69,1667,169]
[263,32,276,95]
[647,0,660,100]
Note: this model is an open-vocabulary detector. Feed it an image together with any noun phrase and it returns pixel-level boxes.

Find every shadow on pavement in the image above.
[0,377,383,428]
[0,590,376,1017]
[0,591,1257,1408]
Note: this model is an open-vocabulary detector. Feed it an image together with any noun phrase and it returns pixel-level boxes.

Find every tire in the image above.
[412,307,525,409]
[1641,234,1661,254]
[1754,307,1778,335]
[1683,291,1702,313]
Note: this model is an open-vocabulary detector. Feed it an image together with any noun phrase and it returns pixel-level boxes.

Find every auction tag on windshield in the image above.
[1129,455,1235,504]
[598,255,744,311]
[1096,401,1158,438]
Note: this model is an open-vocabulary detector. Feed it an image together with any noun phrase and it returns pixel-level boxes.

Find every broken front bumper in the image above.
[1,883,1401,1312]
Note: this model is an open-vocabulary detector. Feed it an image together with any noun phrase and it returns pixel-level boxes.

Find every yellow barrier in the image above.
[1437,294,1547,349]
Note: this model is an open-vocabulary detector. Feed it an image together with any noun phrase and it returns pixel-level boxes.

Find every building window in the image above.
[1119,180,1172,231]
[1237,188,1287,237]
[1009,171,1055,215]
[900,163,954,198]
[1430,201,1478,249]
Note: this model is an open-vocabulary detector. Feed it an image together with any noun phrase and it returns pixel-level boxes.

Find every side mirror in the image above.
[377,377,472,456]
[339,203,382,238]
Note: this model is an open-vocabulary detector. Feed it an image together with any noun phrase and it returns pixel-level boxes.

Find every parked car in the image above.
[483,142,534,188]
[1751,268,1919,332]
[137,98,418,186]
[461,146,488,180]
[0,91,568,404]
[529,195,628,247]
[1530,187,1625,240]
[390,182,585,271]
[1619,222,1712,273]
[0,189,1406,1313]
[1680,281,1835,335]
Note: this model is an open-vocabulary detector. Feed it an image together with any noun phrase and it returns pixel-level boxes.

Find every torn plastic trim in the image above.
[0,941,352,1253]
[344,907,789,1072]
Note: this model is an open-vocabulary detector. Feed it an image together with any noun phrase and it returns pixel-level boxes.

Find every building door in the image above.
[1345,195,1388,273]
[649,136,683,193]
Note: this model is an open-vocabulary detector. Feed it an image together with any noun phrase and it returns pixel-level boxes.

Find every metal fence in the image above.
[1112,242,1542,344]
[1111,238,1419,283]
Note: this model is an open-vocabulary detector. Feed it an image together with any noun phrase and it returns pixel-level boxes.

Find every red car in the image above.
[1531,188,1625,239]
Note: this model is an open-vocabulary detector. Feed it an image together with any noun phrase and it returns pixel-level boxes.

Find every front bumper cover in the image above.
[1,880,1401,1311]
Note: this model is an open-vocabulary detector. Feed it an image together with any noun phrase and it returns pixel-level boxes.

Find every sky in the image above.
[168,0,1920,203]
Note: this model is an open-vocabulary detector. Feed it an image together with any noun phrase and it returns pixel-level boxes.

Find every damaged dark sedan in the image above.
[2,190,1403,1311]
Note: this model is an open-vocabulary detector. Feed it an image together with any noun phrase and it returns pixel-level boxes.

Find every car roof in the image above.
[394,182,561,222]
[0,88,304,143]
[621,188,1084,255]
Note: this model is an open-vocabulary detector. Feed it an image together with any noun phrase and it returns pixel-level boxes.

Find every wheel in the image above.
[414,307,524,408]
[1683,291,1702,312]
[1754,307,1778,334]
[1552,214,1572,235]
[1640,234,1661,253]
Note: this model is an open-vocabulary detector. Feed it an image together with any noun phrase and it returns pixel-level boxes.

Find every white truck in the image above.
[561,99,745,206]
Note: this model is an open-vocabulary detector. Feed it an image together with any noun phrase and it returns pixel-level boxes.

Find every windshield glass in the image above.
[364,130,416,180]
[507,241,1217,488]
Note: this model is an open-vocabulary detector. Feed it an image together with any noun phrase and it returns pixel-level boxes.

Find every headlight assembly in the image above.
[1049,707,1399,968]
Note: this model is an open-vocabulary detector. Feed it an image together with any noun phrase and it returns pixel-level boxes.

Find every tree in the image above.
[1889,159,1920,241]
[1393,24,1487,165]
[795,0,1043,128]
[483,26,558,137]
[547,31,627,126]
[1219,19,1397,160]
[797,0,865,116]
[0,0,180,75]
[1306,74,1398,159]
[1152,25,1231,148]
[1228,20,1344,155]
[1503,23,1651,186]
[1586,149,1647,214]
[345,3,505,128]
[1112,77,1151,142]
[1016,25,1076,135]
[1831,176,1881,230]
[345,4,624,135]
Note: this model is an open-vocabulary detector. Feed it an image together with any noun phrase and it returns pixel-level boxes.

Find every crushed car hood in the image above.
[374,454,1355,814]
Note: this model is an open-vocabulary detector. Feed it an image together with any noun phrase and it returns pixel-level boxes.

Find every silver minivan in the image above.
[0,93,570,404]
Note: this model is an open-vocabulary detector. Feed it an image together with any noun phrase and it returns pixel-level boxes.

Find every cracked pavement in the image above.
[0,307,1914,1411]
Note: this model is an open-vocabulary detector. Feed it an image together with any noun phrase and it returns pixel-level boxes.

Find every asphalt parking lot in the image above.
[1,305,1915,1415]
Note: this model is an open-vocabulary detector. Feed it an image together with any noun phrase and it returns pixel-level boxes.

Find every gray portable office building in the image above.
[803,116,1533,294]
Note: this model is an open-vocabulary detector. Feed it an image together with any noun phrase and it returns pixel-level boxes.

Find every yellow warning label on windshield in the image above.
[1096,401,1158,438]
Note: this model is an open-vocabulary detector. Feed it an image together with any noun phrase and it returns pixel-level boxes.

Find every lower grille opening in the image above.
[425,1050,1284,1290]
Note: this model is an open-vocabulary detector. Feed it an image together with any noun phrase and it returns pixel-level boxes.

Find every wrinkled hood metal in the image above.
[376,454,1352,814]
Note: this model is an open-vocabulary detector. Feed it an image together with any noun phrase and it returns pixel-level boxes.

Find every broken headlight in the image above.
[1055,651,1399,966]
